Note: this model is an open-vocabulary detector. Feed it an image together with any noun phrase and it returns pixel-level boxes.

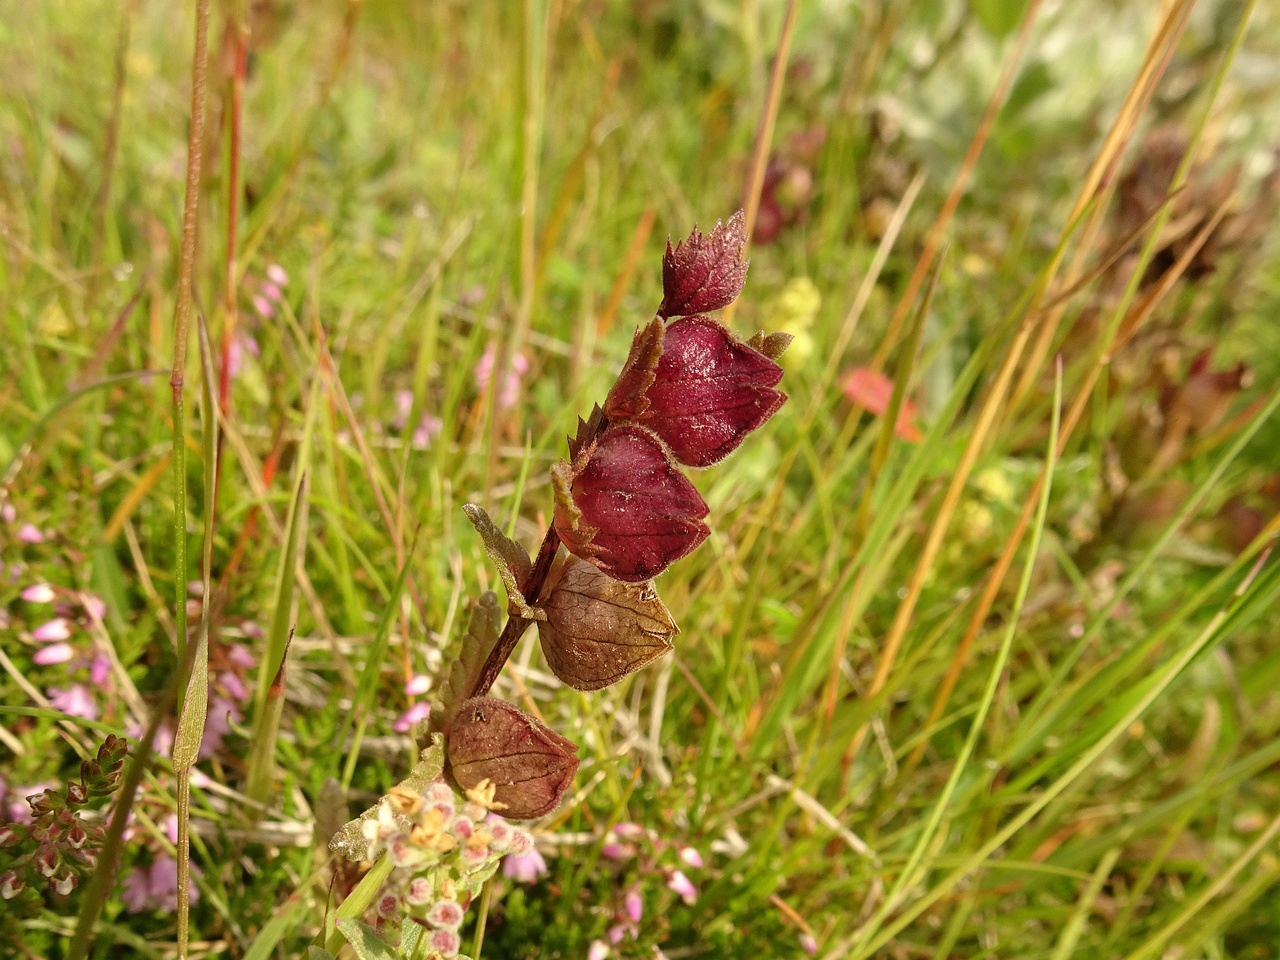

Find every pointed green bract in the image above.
[330,735,446,862]
[462,503,541,618]
[429,591,503,733]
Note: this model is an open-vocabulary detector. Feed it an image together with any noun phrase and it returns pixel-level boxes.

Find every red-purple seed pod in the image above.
[552,426,709,583]
[66,781,88,806]
[607,316,786,468]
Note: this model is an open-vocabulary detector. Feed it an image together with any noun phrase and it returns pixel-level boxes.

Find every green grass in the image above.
[3,1,1280,958]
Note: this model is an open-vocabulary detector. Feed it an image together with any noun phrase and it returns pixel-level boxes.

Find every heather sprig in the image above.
[0,735,127,912]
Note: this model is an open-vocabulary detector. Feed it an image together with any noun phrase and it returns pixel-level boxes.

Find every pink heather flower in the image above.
[389,832,425,868]
[486,817,514,851]
[426,900,466,929]
[228,641,256,666]
[613,822,644,839]
[226,336,244,379]
[32,618,71,642]
[21,583,55,603]
[146,855,200,912]
[33,643,73,666]
[82,595,107,621]
[474,344,529,409]
[608,925,627,945]
[679,846,704,868]
[800,933,818,955]
[267,264,289,287]
[393,390,415,431]
[91,655,110,685]
[1,502,14,523]
[588,940,610,960]
[394,701,432,733]
[262,281,283,302]
[667,869,697,904]
[602,842,632,860]
[154,723,175,759]
[460,844,492,868]
[502,848,547,883]
[18,523,44,544]
[225,333,261,380]
[413,413,443,450]
[49,685,98,721]
[429,928,461,958]
[219,670,248,702]
[625,889,643,924]
[252,295,274,319]
[126,719,174,759]
[405,673,431,696]
[164,814,179,845]
[120,867,151,912]
[200,697,241,758]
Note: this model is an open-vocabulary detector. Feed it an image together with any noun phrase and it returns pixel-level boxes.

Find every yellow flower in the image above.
[464,778,508,811]
[386,784,424,817]
[768,277,820,369]
[409,806,456,852]
[467,825,494,851]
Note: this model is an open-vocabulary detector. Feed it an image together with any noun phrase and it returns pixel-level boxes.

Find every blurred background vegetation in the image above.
[3,0,1280,957]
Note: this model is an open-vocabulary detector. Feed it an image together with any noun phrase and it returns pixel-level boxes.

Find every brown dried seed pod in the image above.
[536,555,677,691]
[445,697,579,820]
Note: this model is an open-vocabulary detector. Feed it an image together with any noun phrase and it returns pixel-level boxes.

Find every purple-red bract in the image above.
[555,426,709,582]
[633,316,786,467]
[659,211,749,319]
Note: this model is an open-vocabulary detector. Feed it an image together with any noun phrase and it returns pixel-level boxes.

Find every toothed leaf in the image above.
[461,504,541,619]
[429,592,503,732]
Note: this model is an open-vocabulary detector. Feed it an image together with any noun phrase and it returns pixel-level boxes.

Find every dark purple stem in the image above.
[468,413,611,698]
[469,525,561,698]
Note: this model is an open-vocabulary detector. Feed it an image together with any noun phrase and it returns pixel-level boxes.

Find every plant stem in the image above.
[469,523,562,698]
[217,4,248,421]
[171,0,212,665]
[89,0,134,302]
[468,398,614,698]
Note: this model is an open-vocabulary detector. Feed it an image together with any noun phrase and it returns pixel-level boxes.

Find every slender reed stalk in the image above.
[163,0,211,953]
[88,0,134,301]
[723,0,799,325]
[906,0,1249,768]
[868,0,1042,370]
